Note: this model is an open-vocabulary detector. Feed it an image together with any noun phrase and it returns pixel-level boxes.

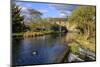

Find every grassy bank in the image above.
[12,30,62,37]
[66,32,95,54]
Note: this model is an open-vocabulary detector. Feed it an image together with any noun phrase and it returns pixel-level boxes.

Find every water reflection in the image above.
[12,34,68,66]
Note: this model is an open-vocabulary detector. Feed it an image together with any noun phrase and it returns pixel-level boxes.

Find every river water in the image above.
[12,34,70,66]
[12,33,95,66]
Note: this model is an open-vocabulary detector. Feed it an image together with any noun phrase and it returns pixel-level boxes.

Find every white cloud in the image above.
[52,4,77,11]
[58,10,71,18]
[60,13,65,16]
[38,9,48,13]
[65,10,71,14]
[21,6,27,11]
[59,13,66,18]
[48,5,55,9]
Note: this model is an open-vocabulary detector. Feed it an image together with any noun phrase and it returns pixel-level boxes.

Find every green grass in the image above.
[12,30,61,37]
[68,42,78,54]
[66,32,95,53]
[12,33,24,36]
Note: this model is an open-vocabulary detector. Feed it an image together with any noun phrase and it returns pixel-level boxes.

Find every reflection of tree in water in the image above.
[12,37,23,53]
[12,37,24,65]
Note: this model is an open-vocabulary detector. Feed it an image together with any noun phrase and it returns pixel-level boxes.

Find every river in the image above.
[12,33,95,66]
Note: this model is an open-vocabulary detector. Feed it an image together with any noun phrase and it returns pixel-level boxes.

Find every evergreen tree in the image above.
[12,4,25,33]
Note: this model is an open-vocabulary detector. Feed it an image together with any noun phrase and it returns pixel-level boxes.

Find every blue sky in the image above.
[16,1,77,18]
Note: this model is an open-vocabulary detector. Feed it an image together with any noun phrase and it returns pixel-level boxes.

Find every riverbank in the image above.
[66,32,95,54]
[12,31,64,37]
